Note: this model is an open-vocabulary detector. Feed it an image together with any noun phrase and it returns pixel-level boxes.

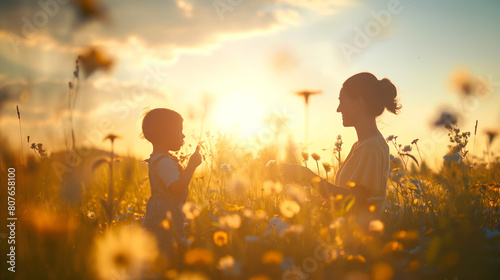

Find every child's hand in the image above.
[188,147,202,168]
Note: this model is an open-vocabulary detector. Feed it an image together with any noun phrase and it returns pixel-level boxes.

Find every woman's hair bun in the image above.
[378,78,401,115]
[342,72,402,116]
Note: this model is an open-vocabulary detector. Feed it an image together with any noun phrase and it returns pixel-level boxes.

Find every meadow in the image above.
[0,113,499,280]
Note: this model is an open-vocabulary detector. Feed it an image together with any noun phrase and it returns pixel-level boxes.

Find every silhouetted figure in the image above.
[140,108,202,259]
[281,72,401,227]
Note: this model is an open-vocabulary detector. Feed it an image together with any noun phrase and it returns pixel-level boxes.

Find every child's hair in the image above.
[140,108,183,144]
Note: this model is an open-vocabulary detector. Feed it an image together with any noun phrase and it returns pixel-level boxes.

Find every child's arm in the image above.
[168,148,202,195]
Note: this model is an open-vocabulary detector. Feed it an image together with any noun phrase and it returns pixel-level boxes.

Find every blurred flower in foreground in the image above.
[382,241,404,254]
[263,180,283,196]
[78,48,113,78]
[279,200,300,218]
[174,271,210,280]
[450,67,491,97]
[94,225,158,280]
[368,219,384,233]
[227,176,249,196]
[262,250,284,265]
[25,204,76,235]
[213,231,229,246]
[182,202,201,220]
[74,0,109,25]
[184,248,214,266]
[433,110,458,128]
[218,255,235,271]
[219,214,242,229]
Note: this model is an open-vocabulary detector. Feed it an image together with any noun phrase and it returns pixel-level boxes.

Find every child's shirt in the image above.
[142,152,187,252]
[149,153,182,196]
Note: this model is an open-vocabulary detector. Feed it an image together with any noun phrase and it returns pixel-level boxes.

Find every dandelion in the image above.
[219,214,242,229]
[94,225,158,280]
[262,250,284,265]
[184,248,214,266]
[218,255,235,271]
[368,219,384,233]
[213,231,229,246]
[279,200,301,218]
[182,202,202,220]
[347,181,356,188]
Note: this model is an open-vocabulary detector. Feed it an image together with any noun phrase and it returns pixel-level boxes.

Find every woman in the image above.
[281,72,401,226]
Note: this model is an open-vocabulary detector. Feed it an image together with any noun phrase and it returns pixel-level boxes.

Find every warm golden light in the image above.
[212,92,266,137]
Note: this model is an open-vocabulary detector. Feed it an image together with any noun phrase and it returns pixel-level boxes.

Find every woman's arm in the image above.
[279,164,361,199]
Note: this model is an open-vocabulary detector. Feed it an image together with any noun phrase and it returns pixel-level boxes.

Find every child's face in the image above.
[167,121,185,151]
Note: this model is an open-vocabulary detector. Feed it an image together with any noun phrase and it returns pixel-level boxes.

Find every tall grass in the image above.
[1,119,499,279]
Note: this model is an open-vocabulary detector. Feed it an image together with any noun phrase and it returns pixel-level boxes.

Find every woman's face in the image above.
[336,88,362,127]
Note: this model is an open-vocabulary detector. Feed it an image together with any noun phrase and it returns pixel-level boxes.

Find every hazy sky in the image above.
[1,0,499,168]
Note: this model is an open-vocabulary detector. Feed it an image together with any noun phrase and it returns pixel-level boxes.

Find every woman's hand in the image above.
[279,164,317,185]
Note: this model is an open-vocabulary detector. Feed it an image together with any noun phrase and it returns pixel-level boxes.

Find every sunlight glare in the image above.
[212,92,266,137]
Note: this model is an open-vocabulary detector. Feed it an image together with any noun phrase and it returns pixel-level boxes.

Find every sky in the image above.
[0,0,499,169]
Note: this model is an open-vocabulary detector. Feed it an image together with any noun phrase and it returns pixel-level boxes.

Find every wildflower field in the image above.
[1,117,499,280]
[1,2,500,280]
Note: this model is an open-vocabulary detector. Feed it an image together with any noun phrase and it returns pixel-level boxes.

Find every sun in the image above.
[212,92,266,137]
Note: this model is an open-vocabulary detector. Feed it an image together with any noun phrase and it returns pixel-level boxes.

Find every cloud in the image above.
[0,0,347,53]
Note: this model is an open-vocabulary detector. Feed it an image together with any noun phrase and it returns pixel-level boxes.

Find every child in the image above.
[140,108,202,259]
